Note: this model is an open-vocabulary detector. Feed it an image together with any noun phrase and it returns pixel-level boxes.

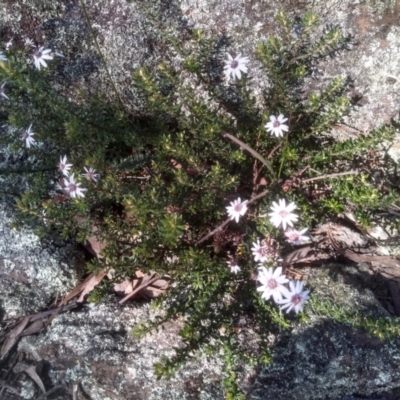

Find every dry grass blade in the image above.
[1,316,30,359]
[24,366,46,394]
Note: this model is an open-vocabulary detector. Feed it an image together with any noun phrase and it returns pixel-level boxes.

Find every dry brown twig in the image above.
[303,170,359,183]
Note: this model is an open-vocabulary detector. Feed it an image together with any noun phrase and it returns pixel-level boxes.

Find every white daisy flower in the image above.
[227,261,241,274]
[64,173,87,198]
[224,53,249,81]
[42,209,48,226]
[226,197,248,223]
[58,155,73,176]
[284,228,308,245]
[33,46,53,70]
[5,39,13,50]
[0,51,7,62]
[277,280,310,314]
[82,167,100,182]
[0,82,9,100]
[21,124,35,148]
[257,266,289,303]
[24,38,35,48]
[265,114,289,137]
[251,240,272,263]
[268,199,298,230]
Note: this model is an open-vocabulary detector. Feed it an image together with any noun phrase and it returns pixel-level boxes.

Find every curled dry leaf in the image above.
[58,270,106,307]
[19,320,45,337]
[118,272,171,303]
[72,384,78,400]
[77,271,107,303]
[24,365,46,394]
[1,316,30,359]
[113,270,171,301]
[119,273,158,304]
[113,279,134,296]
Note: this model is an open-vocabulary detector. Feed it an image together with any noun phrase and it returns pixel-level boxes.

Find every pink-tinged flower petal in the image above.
[224,53,249,81]
[226,197,248,223]
[268,198,298,230]
[257,266,290,304]
[33,46,54,70]
[277,280,310,314]
[265,114,289,137]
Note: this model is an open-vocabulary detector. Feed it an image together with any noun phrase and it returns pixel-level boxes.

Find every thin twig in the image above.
[195,218,231,246]
[302,170,358,183]
[388,209,400,218]
[196,189,270,245]
[0,379,21,396]
[267,142,282,159]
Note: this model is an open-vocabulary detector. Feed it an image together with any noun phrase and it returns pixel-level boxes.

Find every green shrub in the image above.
[1,6,399,398]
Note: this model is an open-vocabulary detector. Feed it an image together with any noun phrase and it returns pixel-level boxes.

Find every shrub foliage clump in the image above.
[1,5,399,398]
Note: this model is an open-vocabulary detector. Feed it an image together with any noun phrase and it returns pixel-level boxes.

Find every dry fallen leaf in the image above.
[58,270,107,307]
[24,365,46,394]
[75,217,106,258]
[77,271,107,303]
[110,269,171,301]
[1,316,31,359]
[119,273,159,304]
[72,384,78,400]
[113,279,134,296]
[282,245,320,267]
[20,320,44,337]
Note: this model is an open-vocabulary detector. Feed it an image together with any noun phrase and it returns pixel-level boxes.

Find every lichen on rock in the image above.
[0,202,79,319]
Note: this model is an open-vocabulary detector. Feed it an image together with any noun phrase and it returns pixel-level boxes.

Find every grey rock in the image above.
[12,263,400,400]
[0,202,79,320]
[18,300,224,400]
[248,263,400,400]
[1,0,400,399]
[251,322,400,399]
